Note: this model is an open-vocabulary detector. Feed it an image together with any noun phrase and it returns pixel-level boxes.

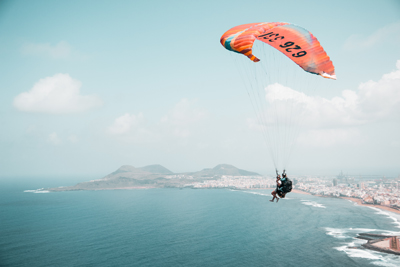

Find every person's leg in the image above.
[276,191,282,202]
[270,191,276,202]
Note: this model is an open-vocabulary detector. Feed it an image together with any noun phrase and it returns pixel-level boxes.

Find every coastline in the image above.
[291,189,400,215]
[291,189,311,195]
[293,189,400,256]
[357,234,400,256]
[341,197,400,215]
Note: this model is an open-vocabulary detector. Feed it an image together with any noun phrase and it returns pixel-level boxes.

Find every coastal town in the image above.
[295,172,400,211]
[190,172,400,211]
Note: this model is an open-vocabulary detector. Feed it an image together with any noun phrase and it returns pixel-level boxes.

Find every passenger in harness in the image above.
[270,174,281,202]
[270,170,292,203]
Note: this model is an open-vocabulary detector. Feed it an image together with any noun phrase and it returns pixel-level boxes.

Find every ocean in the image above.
[1,180,400,267]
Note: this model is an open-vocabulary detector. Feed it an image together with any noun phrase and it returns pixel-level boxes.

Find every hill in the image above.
[138,164,174,174]
[189,164,260,177]
[47,163,260,192]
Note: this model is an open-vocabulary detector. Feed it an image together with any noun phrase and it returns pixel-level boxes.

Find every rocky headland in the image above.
[47,164,260,192]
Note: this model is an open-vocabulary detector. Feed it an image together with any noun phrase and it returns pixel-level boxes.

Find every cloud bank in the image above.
[254,60,400,147]
[14,74,102,114]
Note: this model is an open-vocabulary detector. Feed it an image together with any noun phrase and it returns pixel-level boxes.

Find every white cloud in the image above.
[13,73,102,114]
[108,113,145,135]
[251,60,400,147]
[48,132,61,145]
[22,41,73,59]
[343,22,400,50]
[261,83,365,128]
[357,60,400,119]
[272,60,400,125]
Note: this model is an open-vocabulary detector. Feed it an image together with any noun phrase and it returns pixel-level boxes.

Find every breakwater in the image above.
[357,233,400,256]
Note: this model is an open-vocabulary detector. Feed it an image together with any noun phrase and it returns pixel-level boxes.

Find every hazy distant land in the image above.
[47,164,261,192]
[45,163,400,216]
[42,163,400,256]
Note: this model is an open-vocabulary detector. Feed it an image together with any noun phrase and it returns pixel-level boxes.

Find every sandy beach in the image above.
[291,189,312,195]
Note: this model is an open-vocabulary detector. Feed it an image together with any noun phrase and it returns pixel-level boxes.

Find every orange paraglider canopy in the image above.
[220,22,336,79]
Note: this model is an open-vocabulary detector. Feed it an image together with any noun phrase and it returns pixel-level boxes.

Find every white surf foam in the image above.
[344,202,400,232]
[325,227,349,239]
[325,227,400,266]
[368,207,400,229]
[300,200,326,208]
[24,189,50,193]
[335,245,382,260]
[371,256,400,267]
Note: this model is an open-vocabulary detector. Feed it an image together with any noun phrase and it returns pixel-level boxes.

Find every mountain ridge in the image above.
[47,163,261,192]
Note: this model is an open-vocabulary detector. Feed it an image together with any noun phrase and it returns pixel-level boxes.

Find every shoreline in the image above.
[292,189,400,256]
[291,189,311,195]
[291,189,400,215]
[341,197,400,215]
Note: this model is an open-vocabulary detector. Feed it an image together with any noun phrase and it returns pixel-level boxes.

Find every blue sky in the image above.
[1,0,400,179]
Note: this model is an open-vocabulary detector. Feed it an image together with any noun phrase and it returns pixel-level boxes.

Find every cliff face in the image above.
[48,164,260,192]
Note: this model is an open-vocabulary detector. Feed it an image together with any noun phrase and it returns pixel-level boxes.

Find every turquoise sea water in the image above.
[1,180,400,267]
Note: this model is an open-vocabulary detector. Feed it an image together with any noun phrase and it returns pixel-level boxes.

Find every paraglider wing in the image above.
[220,22,336,79]
[220,21,337,174]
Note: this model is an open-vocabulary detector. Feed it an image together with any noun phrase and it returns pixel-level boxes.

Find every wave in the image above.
[367,207,400,229]
[344,200,400,230]
[325,227,400,238]
[300,200,326,208]
[243,191,270,197]
[325,227,350,239]
[325,227,400,267]
[335,245,381,260]
[24,189,50,193]
[335,245,400,267]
